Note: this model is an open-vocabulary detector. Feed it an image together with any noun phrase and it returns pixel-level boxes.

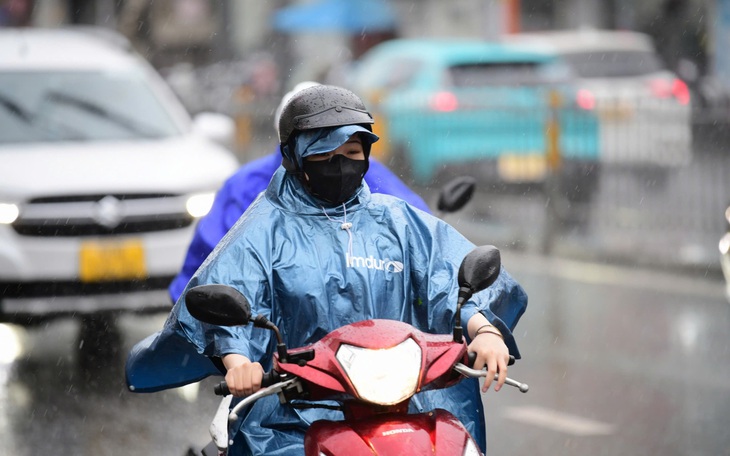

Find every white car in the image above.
[504,29,693,169]
[0,27,239,324]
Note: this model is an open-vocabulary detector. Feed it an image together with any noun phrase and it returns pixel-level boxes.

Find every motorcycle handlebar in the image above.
[214,382,229,396]
[467,352,515,369]
[214,356,515,395]
[214,371,281,396]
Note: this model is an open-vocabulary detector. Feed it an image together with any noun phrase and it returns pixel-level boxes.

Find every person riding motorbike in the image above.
[168,81,430,304]
[126,84,528,455]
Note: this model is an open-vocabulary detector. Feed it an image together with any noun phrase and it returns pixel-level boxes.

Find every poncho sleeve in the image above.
[395,199,528,357]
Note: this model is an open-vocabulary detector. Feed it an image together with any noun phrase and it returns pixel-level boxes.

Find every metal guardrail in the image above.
[429,136,727,274]
[382,98,727,272]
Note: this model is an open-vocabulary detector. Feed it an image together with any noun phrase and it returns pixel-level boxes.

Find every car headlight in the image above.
[336,338,422,405]
[185,192,216,218]
[0,203,19,224]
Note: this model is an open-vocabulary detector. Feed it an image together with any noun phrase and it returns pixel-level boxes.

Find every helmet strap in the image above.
[280,137,302,173]
[281,155,298,173]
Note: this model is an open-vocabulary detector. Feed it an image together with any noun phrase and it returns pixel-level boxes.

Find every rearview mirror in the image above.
[452,245,501,342]
[437,176,476,214]
[458,245,501,294]
[185,284,252,326]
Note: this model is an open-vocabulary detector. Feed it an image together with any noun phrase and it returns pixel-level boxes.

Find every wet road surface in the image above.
[482,253,730,456]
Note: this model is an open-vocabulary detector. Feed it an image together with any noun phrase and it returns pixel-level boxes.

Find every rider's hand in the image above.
[222,353,264,397]
[468,313,509,392]
[467,324,510,393]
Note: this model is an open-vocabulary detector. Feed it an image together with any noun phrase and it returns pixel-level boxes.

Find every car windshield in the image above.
[0,69,183,144]
[448,61,565,87]
[560,50,665,78]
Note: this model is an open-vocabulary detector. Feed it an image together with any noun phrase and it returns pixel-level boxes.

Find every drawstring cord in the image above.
[322,204,354,260]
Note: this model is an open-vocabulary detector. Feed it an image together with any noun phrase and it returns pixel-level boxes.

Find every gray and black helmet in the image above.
[278,85,374,145]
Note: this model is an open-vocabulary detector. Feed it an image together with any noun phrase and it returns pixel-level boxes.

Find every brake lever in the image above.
[229,378,302,421]
[453,363,529,393]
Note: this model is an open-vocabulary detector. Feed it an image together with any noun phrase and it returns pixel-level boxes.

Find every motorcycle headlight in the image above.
[185,192,215,218]
[336,338,422,405]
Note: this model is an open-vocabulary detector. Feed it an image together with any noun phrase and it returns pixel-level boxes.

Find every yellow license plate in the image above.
[599,103,634,121]
[79,239,146,282]
[498,154,547,183]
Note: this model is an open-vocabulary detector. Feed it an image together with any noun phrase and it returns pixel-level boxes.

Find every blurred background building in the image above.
[7,0,721,142]
[1,0,725,165]
[5,0,718,87]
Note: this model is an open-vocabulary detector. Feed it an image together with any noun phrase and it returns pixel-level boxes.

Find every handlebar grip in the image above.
[467,352,516,369]
[214,381,230,396]
[261,371,280,387]
[213,371,281,396]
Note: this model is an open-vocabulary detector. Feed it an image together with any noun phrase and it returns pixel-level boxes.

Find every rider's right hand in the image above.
[223,353,264,397]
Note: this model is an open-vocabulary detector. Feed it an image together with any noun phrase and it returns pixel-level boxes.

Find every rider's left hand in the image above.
[467,330,510,393]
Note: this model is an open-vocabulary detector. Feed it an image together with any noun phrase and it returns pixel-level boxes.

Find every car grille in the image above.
[0,276,175,299]
[12,193,195,237]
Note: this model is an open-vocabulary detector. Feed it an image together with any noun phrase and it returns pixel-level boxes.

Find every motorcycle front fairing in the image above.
[276,319,468,407]
[273,319,483,454]
[305,409,482,455]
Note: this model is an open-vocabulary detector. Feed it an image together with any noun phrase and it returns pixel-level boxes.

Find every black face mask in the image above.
[302,154,369,205]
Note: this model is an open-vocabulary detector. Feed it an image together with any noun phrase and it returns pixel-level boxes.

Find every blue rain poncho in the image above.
[168,146,431,304]
[126,127,528,455]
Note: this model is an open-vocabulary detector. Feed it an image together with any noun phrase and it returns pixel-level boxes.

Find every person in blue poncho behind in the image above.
[126,84,528,455]
[167,81,430,304]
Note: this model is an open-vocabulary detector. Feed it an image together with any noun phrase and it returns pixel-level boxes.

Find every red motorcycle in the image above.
[185,245,528,455]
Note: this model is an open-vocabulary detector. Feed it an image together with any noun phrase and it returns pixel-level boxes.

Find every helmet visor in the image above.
[296,125,379,166]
